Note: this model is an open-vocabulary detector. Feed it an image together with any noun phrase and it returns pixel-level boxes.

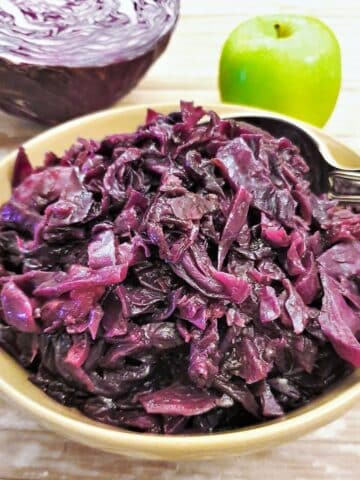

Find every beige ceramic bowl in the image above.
[0,103,359,460]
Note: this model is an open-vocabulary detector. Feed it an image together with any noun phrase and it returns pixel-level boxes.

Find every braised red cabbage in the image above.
[0,0,179,124]
[0,102,358,434]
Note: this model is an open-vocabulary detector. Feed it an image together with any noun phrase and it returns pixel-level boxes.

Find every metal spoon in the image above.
[225,112,360,203]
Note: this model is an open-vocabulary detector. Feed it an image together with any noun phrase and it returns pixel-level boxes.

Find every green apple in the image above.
[219,15,341,127]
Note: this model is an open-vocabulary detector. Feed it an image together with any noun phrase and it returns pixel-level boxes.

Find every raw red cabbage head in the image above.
[0,0,179,124]
[0,102,357,435]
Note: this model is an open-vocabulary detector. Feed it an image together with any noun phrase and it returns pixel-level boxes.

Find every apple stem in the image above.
[274,23,292,38]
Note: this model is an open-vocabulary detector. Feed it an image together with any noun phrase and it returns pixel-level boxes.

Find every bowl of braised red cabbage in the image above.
[0,102,358,459]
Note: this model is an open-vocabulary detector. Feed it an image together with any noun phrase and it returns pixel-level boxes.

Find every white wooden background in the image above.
[0,1,359,478]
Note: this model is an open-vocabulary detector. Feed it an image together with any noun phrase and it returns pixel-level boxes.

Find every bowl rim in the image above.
[0,101,359,457]
[1,352,359,450]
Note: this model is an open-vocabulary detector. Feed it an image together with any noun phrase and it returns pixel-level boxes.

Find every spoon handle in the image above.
[328,170,360,203]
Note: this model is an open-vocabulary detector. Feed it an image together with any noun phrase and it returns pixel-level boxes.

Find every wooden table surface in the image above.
[0,1,359,479]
